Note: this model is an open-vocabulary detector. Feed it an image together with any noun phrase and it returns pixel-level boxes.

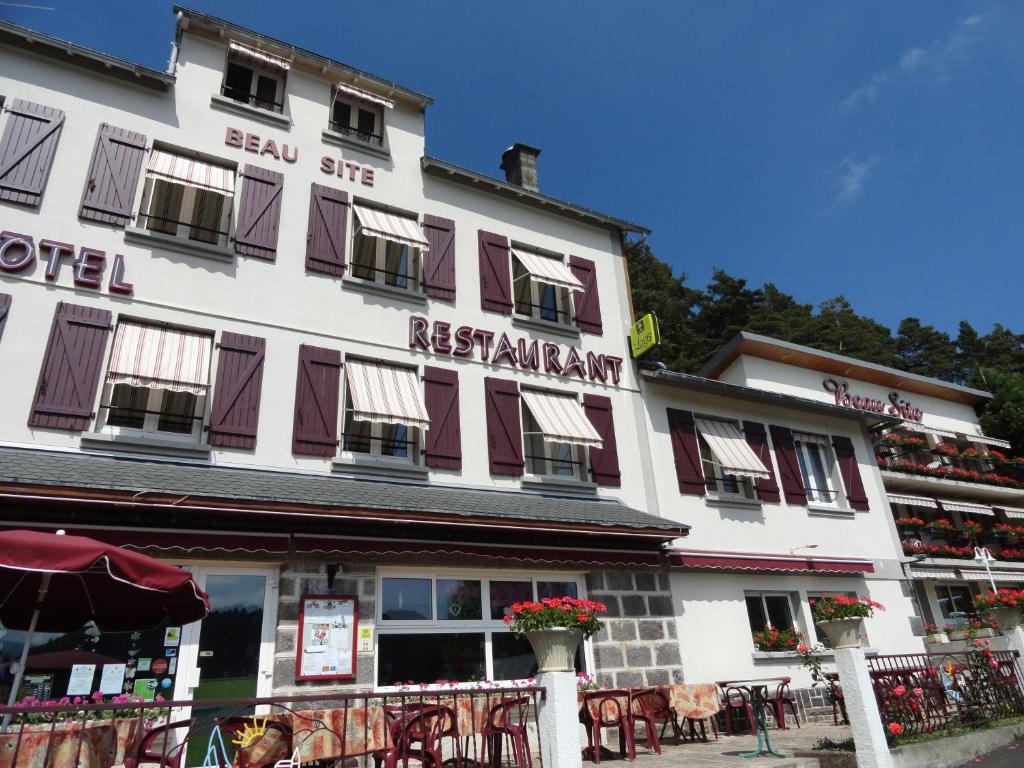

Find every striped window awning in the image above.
[336,82,394,110]
[229,40,291,71]
[107,322,213,395]
[521,389,602,449]
[900,421,958,440]
[966,432,1012,450]
[908,568,959,580]
[345,361,430,429]
[938,500,994,516]
[694,418,771,479]
[512,250,584,293]
[353,205,430,251]
[1002,509,1024,520]
[887,494,938,509]
[147,149,236,196]
[959,569,1024,583]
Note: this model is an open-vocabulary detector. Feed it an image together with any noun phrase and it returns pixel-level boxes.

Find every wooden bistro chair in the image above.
[629,688,676,748]
[480,695,533,768]
[768,680,800,730]
[579,689,634,763]
[722,687,756,736]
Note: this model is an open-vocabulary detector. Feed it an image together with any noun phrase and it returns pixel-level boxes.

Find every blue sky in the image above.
[2,1,1022,336]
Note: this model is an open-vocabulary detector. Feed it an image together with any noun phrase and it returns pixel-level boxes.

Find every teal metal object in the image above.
[738,686,787,759]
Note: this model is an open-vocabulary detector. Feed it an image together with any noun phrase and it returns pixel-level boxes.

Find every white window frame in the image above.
[793,433,843,507]
[138,175,234,249]
[511,253,573,327]
[520,396,586,482]
[930,582,976,622]
[744,591,797,633]
[221,54,286,113]
[339,361,423,465]
[329,94,384,146]
[696,417,757,500]
[97,382,207,443]
[374,568,589,689]
[350,230,422,293]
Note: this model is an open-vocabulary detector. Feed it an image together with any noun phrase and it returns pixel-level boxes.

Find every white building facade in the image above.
[0,7,685,706]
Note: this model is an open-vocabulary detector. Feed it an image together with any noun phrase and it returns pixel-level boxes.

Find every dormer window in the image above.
[329,84,393,148]
[222,41,290,114]
[511,249,582,327]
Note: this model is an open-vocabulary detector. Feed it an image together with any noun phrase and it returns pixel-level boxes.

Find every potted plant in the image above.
[752,627,803,652]
[935,442,960,458]
[961,520,984,542]
[973,589,1024,631]
[504,596,606,672]
[810,595,884,649]
[994,523,1018,545]
[923,622,948,644]
[925,518,957,543]
[894,517,925,538]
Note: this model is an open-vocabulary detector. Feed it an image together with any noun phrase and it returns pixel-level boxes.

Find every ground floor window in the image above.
[376,572,583,686]
[744,592,796,633]
[934,584,975,621]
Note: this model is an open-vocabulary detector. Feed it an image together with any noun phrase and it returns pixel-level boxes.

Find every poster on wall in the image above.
[295,595,358,681]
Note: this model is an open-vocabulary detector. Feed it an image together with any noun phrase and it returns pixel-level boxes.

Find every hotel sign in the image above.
[0,231,133,295]
[823,378,923,421]
[409,315,625,385]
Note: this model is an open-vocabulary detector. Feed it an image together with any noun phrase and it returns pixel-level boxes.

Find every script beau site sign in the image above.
[630,313,660,359]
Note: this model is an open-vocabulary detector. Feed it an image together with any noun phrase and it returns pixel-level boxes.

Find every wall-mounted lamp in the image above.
[789,544,819,554]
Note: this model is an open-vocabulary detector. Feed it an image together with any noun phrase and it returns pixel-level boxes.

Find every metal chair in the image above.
[629,688,673,749]
[768,680,800,730]
[579,689,632,763]
[722,687,756,735]
[481,695,533,768]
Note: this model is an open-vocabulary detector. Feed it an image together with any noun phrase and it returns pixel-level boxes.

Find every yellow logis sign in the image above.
[629,313,660,359]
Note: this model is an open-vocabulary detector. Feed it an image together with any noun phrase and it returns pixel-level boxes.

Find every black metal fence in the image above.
[0,686,544,768]
[868,649,1024,738]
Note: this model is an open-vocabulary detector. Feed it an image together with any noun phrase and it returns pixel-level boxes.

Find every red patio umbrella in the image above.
[0,529,209,711]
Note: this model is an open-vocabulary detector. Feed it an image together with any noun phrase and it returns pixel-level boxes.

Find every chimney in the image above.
[500,143,541,192]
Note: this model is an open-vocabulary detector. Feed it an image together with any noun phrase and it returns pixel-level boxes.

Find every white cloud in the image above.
[833,154,881,203]
[841,10,993,114]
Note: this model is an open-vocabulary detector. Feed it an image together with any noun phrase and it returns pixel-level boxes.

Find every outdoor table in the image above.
[715,677,791,736]
[289,705,390,762]
[655,684,721,741]
[0,722,117,768]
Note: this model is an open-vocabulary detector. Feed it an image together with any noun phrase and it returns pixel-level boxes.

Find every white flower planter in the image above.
[925,632,949,644]
[525,628,584,672]
[816,618,865,649]
[990,606,1022,630]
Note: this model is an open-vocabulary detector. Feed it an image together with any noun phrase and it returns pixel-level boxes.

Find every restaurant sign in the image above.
[823,378,923,421]
[409,315,625,385]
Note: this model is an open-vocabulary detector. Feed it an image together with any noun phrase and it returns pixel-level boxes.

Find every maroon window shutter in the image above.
[832,435,870,511]
[484,376,523,476]
[769,425,808,506]
[667,408,705,496]
[478,230,512,314]
[0,98,64,207]
[583,394,621,487]
[292,344,342,457]
[569,255,603,335]
[78,123,147,227]
[0,293,10,344]
[305,183,348,276]
[742,421,781,503]
[208,332,266,449]
[235,165,283,260]
[28,302,112,431]
[422,215,456,301]
[424,366,462,470]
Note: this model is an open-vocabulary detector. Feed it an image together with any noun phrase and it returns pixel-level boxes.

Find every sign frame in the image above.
[295,594,359,682]
[629,313,661,359]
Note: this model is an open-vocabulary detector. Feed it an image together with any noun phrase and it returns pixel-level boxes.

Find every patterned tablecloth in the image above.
[0,723,116,768]
[291,705,390,761]
[577,692,631,722]
[657,684,722,720]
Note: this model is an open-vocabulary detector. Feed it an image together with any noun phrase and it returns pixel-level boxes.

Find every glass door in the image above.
[172,566,277,764]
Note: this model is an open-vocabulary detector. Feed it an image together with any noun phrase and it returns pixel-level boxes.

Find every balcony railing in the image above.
[0,686,545,768]
[869,649,1024,739]
[875,443,1024,490]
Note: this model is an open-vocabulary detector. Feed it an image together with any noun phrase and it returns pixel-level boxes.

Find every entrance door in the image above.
[172,566,277,762]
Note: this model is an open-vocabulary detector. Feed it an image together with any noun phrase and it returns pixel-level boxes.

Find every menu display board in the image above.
[295,595,357,681]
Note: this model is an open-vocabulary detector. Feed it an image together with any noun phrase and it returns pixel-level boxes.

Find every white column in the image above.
[537,671,582,768]
[833,647,894,768]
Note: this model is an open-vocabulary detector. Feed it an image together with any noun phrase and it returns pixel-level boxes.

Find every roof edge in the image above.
[0,19,175,92]
[421,156,651,236]
[640,366,900,426]
[699,331,992,406]
[174,6,433,108]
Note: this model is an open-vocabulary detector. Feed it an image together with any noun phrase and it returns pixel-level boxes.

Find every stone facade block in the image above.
[657,573,670,591]
[278,599,300,622]
[586,573,604,592]
[644,669,670,686]
[594,645,624,669]
[606,573,634,592]
[614,671,644,688]
[621,595,646,617]
[610,621,637,641]
[273,655,296,689]
[591,594,620,617]
[357,599,375,620]
[638,620,664,640]
[276,627,295,653]
[625,645,652,667]
[647,595,673,617]
[654,643,681,666]
[634,573,656,592]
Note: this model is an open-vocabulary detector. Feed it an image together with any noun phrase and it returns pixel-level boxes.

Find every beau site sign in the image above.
[630,313,660,359]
